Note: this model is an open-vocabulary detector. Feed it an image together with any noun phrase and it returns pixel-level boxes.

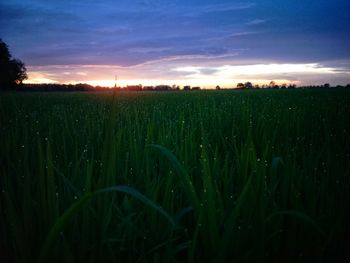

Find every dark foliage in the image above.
[0,39,27,89]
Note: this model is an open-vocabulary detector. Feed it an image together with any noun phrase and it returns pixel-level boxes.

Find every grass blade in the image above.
[39,185,175,262]
[147,144,201,214]
[265,210,326,236]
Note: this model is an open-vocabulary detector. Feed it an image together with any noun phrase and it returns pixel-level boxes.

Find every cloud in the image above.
[182,2,255,16]
[2,0,350,86]
[25,61,350,88]
[245,19,266,25]
[127,47,172,54]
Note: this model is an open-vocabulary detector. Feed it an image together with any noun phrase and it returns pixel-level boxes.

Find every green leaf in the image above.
[147,144,200,214]
[265,210,326,236]
[39,185,175,263]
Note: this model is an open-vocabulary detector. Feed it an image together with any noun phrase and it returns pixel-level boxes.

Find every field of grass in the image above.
[1,89,350,262]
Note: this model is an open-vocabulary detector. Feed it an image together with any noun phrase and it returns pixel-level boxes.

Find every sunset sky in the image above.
[1,0,350,88]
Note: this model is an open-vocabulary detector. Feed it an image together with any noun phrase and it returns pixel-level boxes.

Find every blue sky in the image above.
[1,0,350,87]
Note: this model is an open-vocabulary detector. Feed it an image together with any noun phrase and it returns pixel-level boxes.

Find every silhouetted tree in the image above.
[155,85,171,91]
[126,85,142,91]
[143,86,154,91]
[236,83,245,89]
[244,82,253,89]
[324,83,330,88]
[172,85,180,90]
[216,85,221,90]
[0,39,27,89]
[269,81,276,88]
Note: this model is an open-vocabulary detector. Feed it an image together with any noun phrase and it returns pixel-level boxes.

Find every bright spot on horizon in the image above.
[24,63,348,88]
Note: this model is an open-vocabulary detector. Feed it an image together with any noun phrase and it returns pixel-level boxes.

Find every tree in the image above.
[269,81,276,88]
[236,83,245,89]
[0,39,27,89]
[244,81,253,89]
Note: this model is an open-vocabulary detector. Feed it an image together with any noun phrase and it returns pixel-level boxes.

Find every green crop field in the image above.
[1,89,350,262]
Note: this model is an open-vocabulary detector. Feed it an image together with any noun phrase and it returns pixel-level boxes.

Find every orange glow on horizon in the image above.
[24,62,344,88]
[25,77,296,88]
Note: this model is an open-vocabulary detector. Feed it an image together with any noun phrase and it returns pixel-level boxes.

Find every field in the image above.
[1,89,350,262]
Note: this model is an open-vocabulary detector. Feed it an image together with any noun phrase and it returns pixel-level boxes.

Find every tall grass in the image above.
[1,89,350,262]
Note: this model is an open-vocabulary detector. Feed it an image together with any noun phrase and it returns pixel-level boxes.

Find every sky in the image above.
[1,0,350,88]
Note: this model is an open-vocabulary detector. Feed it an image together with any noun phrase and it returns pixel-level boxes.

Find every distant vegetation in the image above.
[1,89,349,262]
[7,82,350,92]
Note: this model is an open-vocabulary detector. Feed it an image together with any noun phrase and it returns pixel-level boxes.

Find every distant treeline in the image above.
[2,82,350,92]
[7,83,188,92]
